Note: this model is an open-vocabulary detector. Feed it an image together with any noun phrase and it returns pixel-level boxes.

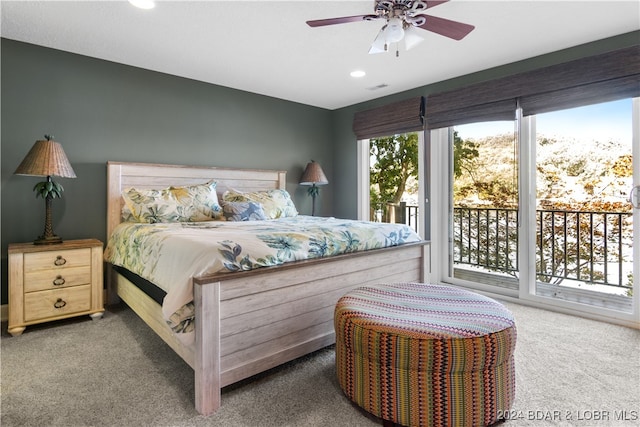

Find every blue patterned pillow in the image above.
[222,201,267,221]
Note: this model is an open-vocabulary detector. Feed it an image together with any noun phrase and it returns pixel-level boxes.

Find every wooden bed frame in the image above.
[106,161,430,415]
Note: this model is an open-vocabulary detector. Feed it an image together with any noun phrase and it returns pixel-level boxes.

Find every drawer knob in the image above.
[52,276,66,286]
[54,256,67,266]
[54,298,67,309]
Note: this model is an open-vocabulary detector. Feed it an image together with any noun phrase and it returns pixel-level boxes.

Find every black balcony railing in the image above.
[453,207,633,290]
[454,207,519,274]
[377,204,632,290]
[379,202,420,233]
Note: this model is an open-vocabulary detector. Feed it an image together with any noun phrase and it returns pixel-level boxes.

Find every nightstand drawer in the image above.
[24,266,91,293]
[24,248,91,271]
[24,285,92,322]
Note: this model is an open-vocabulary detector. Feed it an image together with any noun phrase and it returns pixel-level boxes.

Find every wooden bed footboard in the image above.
[112,241,429,415]
[194,241,429,415]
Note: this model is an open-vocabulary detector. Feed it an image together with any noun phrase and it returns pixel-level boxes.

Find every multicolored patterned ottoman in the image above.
[334,283,517,427]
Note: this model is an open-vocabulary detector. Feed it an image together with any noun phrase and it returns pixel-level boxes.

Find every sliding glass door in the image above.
[527,99,637,313]
[431,98,638,325]
[448,121,519,293]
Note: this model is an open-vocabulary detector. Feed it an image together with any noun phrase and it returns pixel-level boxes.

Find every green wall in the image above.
[1,39,333,304]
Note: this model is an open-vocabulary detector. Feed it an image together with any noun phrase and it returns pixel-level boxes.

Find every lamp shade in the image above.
[15,136,76,178]
[299,161,328,186]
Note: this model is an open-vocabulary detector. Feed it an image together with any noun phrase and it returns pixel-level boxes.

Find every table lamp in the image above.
[299,160,328,216]
[14,135,76,244]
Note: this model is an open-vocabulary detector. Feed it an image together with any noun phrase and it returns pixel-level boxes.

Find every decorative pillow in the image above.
[222,201,268,221]
[122,186,175,223]
[222,189,298,219]
[122,181,222,223]
[169,181,223,221]
[121,204,136,222]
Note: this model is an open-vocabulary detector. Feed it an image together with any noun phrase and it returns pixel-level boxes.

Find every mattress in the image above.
[113,265,166,305]
[105,215,422,344]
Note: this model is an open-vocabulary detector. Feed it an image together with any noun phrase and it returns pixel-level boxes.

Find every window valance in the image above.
[353,96,425,140]
[426,45,640,128]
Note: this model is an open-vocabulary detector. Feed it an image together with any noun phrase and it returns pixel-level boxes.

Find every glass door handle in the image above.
[631,185,640,209]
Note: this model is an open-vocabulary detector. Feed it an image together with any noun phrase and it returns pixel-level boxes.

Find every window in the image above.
[353,96,427,239]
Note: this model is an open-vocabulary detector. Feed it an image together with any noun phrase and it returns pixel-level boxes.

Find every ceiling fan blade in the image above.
[424,1,450,9]
[306,14,378,27]
[416,14,475,40]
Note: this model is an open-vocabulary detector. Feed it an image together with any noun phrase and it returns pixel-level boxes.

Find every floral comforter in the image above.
[104,216,421,345]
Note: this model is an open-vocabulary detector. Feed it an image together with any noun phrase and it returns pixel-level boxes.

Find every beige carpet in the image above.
[2,301,639,426]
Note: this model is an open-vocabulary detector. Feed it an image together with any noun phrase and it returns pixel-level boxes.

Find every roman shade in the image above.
[426,99,516,130]
[353,96,425,140]
[519,74,640,116]
[426,45,640,129]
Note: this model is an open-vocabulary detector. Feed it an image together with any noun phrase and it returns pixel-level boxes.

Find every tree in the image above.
[368,131,484,222]
[369,133,418,220]
[453,131,479,179]
[454,132,518,208]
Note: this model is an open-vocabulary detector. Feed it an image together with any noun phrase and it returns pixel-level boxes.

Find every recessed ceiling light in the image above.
[350,70,366,78]
[129,0,156,9]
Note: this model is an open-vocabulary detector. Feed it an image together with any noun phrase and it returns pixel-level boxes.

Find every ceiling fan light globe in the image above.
[128,0,155,9]
[369,28,388,54]
[404,26,425,50]
[384,17,404,43]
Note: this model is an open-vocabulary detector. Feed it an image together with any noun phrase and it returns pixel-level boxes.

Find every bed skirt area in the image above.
[109,241,430,415]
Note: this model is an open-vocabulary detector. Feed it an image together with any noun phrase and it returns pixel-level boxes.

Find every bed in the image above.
[105,161,430,415]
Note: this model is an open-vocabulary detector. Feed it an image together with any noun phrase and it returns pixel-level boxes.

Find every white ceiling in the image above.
[1,1,639,110]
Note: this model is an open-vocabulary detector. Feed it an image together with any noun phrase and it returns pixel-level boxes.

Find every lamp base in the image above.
[34,235,63,245]
[35,193,63,245]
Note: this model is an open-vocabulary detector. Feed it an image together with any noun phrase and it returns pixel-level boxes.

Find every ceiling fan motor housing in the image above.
[376,0,430,27]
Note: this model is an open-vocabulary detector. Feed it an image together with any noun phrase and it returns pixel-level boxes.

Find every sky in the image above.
[537,98,633,144]
[456,98,634,145]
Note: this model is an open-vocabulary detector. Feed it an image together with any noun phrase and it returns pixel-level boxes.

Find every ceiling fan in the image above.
[306,0,474,55]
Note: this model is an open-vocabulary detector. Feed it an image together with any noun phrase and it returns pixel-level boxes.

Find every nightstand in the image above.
[8,239,104,336]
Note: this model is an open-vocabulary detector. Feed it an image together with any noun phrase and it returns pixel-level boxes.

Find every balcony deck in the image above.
[454,267,633,313]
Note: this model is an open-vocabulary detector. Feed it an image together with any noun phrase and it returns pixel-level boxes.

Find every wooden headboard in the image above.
[106,161,287,238]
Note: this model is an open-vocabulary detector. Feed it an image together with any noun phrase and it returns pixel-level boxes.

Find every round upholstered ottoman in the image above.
[335,283,516,427]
